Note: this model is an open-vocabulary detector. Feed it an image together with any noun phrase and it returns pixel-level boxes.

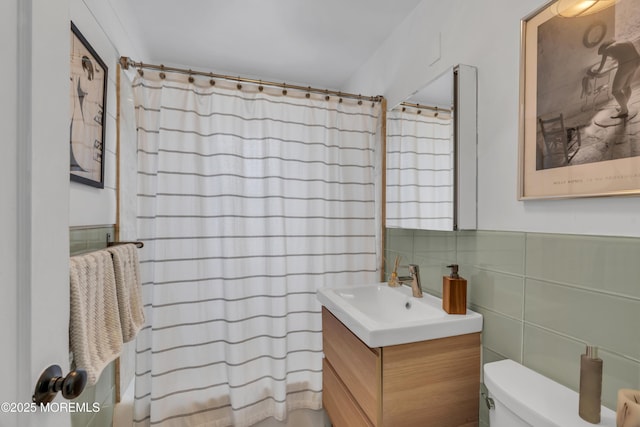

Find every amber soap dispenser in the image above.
[442,264,467,314]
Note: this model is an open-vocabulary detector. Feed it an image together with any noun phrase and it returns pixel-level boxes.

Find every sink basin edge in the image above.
[317,283,483,348]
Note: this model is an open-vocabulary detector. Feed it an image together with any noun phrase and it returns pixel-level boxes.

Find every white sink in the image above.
[316,283,483,347]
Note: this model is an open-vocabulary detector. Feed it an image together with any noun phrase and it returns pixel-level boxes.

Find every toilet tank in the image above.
[484,359,616,427]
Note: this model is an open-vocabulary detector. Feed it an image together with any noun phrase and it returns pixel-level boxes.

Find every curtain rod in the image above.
[119,56,383,103]
[399,101,452,114]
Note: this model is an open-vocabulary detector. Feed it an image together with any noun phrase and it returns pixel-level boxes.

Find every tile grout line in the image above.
[521,232,528,364]
[468,303,523,324]
[470,264,527,279]
[523,321,640,365]
[525,274,640,302]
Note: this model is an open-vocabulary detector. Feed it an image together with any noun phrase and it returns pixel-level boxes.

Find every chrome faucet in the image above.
[397,264,423,298]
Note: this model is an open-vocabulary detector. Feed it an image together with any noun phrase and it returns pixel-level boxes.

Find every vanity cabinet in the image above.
[322,307,480,427]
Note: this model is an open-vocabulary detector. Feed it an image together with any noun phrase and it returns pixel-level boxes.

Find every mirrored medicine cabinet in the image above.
[385,64,477,231]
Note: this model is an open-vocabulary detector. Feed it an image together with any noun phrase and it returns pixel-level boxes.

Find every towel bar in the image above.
[105,232,144,249]
[107,241,144,249]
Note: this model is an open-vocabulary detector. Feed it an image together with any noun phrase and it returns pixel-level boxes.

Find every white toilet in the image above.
[484,359,617,427]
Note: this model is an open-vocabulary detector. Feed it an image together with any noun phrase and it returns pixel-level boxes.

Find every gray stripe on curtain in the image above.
[386,167,451,171]
[132,83,379,119]
[139,251,375,264]
[133,73,380,426]
[139,268,376,286]
[387,184,452,188]
[135,388,322,425]
[147,367,323,402]
[138,124,375,136]
[139,170,374,186]
[138,141,374,153]
[387,116,448,125]
[387,148,451,153]
[137,215,374,220]
[136,193,373,201]
[134,234,375,241]
[136,329,321,355]
[386,107,454,230]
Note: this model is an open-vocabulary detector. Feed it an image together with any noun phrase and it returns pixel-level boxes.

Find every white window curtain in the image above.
[386,107,453,230]
[132,72,381,426]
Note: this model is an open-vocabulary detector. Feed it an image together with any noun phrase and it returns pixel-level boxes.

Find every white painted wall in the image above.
[69,0,147,227]
[3,1,144,422]
[28,2,73,425]
[345,0,640,238]
[2,2,72,426]
[1,1,19,425]
[0,1,145,425]
[68,1,148,422]
[0,0,73,426]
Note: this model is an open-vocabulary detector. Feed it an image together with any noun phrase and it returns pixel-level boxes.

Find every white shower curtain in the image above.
[386,107,453,230]
[132,72,381,426]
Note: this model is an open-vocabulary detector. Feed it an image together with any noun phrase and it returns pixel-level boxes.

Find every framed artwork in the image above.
[518,0,640,199]
[70,22,107,188]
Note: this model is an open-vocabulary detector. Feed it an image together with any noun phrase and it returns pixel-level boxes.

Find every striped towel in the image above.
[69,250,123,386]
[106,244,145,342]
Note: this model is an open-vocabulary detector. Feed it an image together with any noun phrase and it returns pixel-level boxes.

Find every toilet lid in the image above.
[484,359,616,427]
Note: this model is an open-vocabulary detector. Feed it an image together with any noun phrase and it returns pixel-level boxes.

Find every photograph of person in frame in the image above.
[535,0,640,171]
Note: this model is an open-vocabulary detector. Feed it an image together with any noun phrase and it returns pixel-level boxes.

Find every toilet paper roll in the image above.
[617,389,640,427]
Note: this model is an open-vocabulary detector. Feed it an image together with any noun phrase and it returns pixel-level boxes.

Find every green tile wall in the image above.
[70,225,116,256]
[385,228,640,426]
[70,226,116,427]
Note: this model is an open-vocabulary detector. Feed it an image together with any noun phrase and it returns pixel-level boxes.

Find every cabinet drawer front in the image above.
[323,359,374,427]
[322,308,379,424]
[382,333,481,427]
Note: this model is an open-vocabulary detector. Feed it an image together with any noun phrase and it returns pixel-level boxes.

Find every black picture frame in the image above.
[70,21,107,188]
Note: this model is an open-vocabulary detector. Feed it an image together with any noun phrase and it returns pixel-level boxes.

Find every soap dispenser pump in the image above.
[442,264,467,314]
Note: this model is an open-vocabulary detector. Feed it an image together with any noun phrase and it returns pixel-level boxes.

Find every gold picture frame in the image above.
[70,21,107,188]
[518,0,640,199]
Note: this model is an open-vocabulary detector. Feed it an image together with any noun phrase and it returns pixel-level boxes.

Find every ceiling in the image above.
[407,67,453,109]
[125,0,424,91]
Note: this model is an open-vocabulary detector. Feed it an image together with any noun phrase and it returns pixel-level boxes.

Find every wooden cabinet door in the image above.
[381,333,481,427]
[322,359,374,427]
[322,308,380,424]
